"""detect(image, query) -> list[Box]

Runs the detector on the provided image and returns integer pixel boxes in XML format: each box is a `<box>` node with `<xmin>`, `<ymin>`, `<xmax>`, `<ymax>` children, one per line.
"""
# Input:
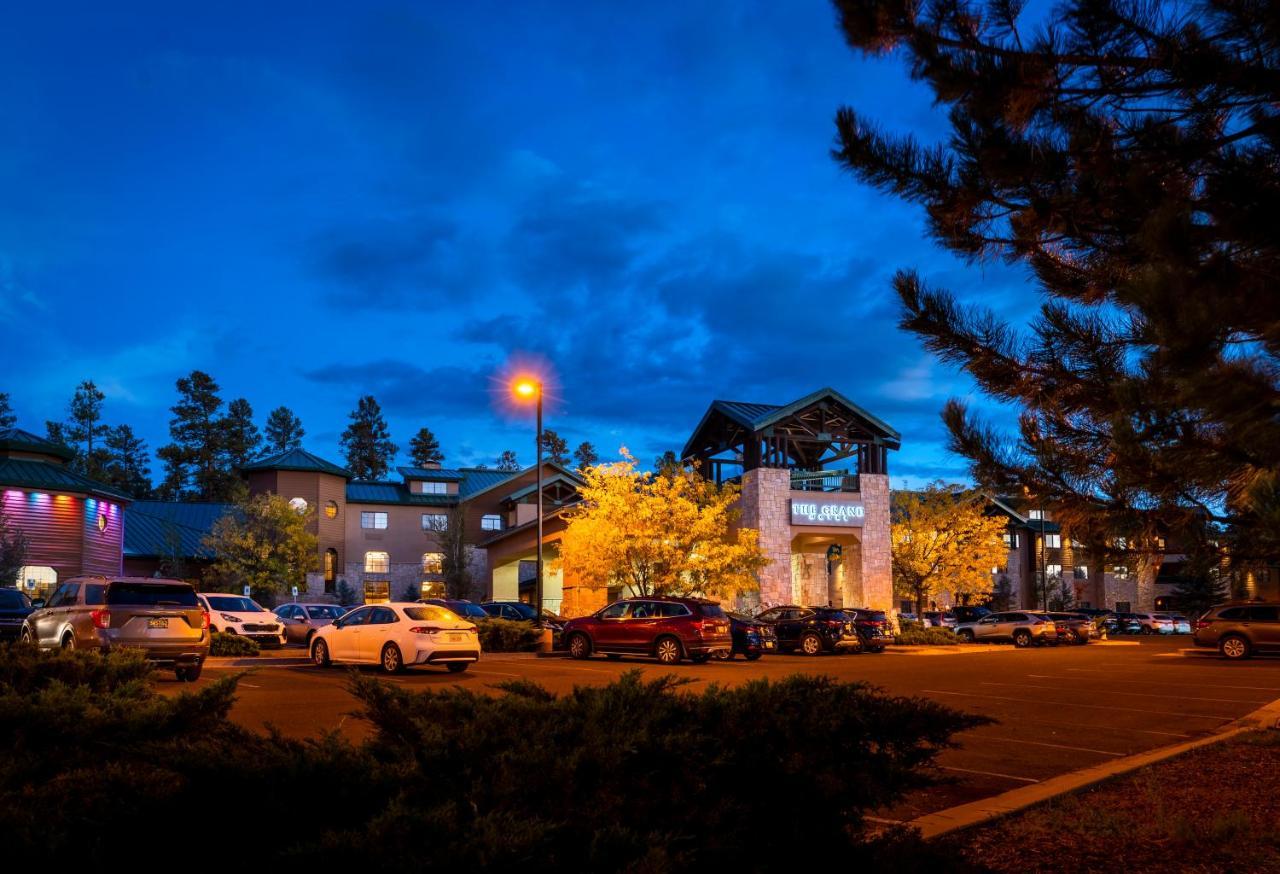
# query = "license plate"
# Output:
<box><xmin>763</xmin><ymin>641</ymin><xmax>776</xmax><ymax>649</ymax></box>
<box><xmin>447</xmin><ymin>632</ymin><xmax>463</xmax><ymax>642</ymax></box>
<box><xmin>147</xmin><ymin>617</ymin><xmax>168</xmax><ymax>629</ymax></box>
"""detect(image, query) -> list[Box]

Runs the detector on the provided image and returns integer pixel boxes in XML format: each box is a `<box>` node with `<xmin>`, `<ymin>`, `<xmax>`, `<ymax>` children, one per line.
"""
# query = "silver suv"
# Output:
<box><xmin>955</xmin><ymin>610</ymin><xmax>1059</xmax><ymax>647</ymax></box>
<box><xmin>1192</xmin><ymin>603</ymin><xmax>1280</xmax><ymax>660</ymax></box>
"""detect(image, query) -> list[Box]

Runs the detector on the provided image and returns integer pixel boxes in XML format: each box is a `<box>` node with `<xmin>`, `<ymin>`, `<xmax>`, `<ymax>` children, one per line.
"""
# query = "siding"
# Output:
<box><xmin>0</xmin><ymin>487</ymin><xmax>126</xmax><ymax>582</ymax></box>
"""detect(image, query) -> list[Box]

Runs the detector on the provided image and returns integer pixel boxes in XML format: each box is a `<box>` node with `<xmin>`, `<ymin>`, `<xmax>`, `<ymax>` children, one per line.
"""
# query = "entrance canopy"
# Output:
<box><xmin>681</xmin><ymin>387</ymin><xmax>900</xmax><ymax>482</ymax></box>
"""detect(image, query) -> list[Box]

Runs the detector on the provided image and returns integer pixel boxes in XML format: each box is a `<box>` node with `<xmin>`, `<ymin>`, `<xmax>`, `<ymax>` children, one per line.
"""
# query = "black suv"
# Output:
<box><xmin>844</xmin><ymin>607</ymin><xmax>892</xmax><ymax>652</ymax></box>
<box><xmin>718</xmin><ymin>611</ymin><xmax>777</xmax><ymax>660</ymax></box>
<box><xmin>755</xmin><ymin>605</ymin><xmax>868</xmax><ymax>655</ymax></box>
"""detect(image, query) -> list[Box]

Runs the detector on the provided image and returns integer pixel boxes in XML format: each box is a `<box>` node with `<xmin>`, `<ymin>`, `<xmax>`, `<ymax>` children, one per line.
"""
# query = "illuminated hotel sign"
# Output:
<box><xmin>790</xmin><ymin>499</ymin><xmax>865</xmax><ymax>526</ymax></box>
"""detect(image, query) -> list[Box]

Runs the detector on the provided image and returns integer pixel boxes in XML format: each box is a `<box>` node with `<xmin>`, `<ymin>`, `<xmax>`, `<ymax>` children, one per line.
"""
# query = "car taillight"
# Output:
<box><xmin>201</xmin><ymin>610</ymin><xmax>210</xmax><ymax>629</ymax></box>
<box><xmin>91</xmin><ymin>609</ymin><xmax>111</xmax><ymax>629</ymax></box>
<box><xmin>1193</xmin><ymin>619</ymin><xmax>1213</xmax><ymax>630</ymax></box>
<box><xmin>409</xmin><ymin>625</ymin><xmax>443</xmax><ymax>634</ymax></box>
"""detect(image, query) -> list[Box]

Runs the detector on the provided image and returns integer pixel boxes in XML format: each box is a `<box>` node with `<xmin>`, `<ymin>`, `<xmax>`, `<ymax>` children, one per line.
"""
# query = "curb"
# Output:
<box><xmin>910</xmin><ymin>694</ymin><xmax>1280</xmax><ymax>839</ymax></box>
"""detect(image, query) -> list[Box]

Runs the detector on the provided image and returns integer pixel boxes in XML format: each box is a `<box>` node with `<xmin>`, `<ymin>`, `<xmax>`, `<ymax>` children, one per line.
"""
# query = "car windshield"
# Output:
<box><xmin>205</xmin><ymin>596</ymin><xmax>261</xmax><ymax>612</ymax></box>
<box><xmin>106</xmin><ymin>583</ymin><xmax>198</xmax><ymax>607</ymax></box>
<box><xmin>0</xmin><ymin>589</ymin><xmax>31</xmax><ymax>609</ymax></box>
<box><xmin>402</xmin><ymin>606</ymin><xmax>457</xmax><ymax>622</ymax></box>
<box><xmin>306</xmin><ymin>605</ymin><xmax>344</xmax><ymax>620</ymax></box>
<box><xmin>858</xmin><ymin>611</ymin><xmax>887</xmax><ymax>621</ymax></box>
<box><xmin>435</xmin><ymin>601</ymin><xmax>487</xmax><ymax>619</ymax></box>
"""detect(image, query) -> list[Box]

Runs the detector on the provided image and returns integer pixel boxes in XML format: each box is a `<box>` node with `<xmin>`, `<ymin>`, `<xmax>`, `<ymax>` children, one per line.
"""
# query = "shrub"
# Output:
<box><xmin>210</xmin><ymin>632</ymin><xmax>260</xmax><ymax>657</ymax></box>
<box><xmin>474</xmin><ymin>617</ymin><xmax>543</xmax><ymax>652</ymax></box>
<box><xmin>895</xmin><ymin>628</ymin><xmax>961</xmax><ymax>646</ymax></box>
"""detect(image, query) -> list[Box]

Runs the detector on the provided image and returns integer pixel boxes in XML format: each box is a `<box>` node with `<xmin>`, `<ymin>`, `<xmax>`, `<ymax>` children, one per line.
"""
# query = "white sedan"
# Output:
<box><xmin>309</xmin><ymin>602</ymin><xmax>480</xmax><ymax>673</ymax></box>
<box><xmin>198</xmin><ymin>593</ymin><xmax>287</xmax><ymax>646</ymax></box>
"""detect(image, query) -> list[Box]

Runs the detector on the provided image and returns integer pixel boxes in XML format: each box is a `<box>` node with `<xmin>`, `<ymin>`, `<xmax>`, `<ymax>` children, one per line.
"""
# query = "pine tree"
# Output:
<box><xmin>157</xmin><ymin>370</ymin><xmax>236</xmax><ymax>501</ymax></box>
<box><xmin>653</xmin><ymin>450</ymin><xmax>681</xmax><ymax>477</ymax></box>
<box><xmin>263</xmin><ymin>406</ymin><xmax>305</xmax><ymax>453</ymax></box>
<box><xmin>0</xmin><ymin>392</ymin><xmax>16</xmax><ymax>428</ymax></box>
<box><xmin>222</xmin><ymin>398</ymin><xmax>261</xmax><ymax>471</ymax></box>
<box><xmin>65</xmin><ymin>380</ymin><xmax>110</xmax><ymax>479</ymax></box>
<box><xmin>409</xmin><ymin>427</ymin><xmax>444</xmax><ymax>467</ymax></box>
<box><xmin>102</xmin><ymin>424</ymin><xmax>152</xmax><ymax>498</ymax></box>
<box><xmin>831</xmin><ymin>0</ymin><xmax>1280</xmax><ymax>562</ymax></box>
<box><xmin>44</xmin><ymin>421</ymin><xmax>74</xmax><ymax>455</ymax></box>
<box><xmin>496</xmin><ymin>450</ymin><xmax>520</xmax><ymax>472</ymax></box>
<box><xmin>572</xmin><ymin>441</ymin><xmax>598</xmax><ymax>471</ymax></box>
<box><xmin>540</xmin><ymin>429</ymin><xmax>569</xmax><ymax>466</ymax></box>
<box><xmin>340</xmin><ymin>395</ymin><xmax>397</xmax><ymax>481</ymax></box>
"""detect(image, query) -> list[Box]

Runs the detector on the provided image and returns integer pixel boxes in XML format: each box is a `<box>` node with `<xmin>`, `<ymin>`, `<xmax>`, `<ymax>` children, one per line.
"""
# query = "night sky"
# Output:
<box><xmin>0</xmin><ymin>1</ymin><xmax>1034</xmax><ymax>486</ymax></box>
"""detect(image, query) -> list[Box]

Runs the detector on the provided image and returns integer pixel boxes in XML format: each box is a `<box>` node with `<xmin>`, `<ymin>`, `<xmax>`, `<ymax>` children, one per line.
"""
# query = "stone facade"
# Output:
<box><xmin>738</xmin><ymin>467</ymin><xmax>794</xmax><ymax>607</ymax></box>
<box><xmin>857</xmin><ymin>473</ymin><xmax>893</xmax><ymax>614</ymax></box>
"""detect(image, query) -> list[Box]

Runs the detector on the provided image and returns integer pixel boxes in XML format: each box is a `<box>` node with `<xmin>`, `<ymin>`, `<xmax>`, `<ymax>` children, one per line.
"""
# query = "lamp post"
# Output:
<box><xmin>513</xmin><ymin>378</ymin><xmax>544</xmax><ymax>619</ymax></box>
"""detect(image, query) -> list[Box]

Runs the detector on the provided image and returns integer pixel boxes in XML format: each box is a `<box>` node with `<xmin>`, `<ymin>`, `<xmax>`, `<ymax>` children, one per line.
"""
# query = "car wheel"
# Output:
<box><xmin>744</xmin><ymin>652</ymin><xmax>762</xmax><ymax>661</ymax></box>
<box><xmin>958</xmin><ymin>629</ymin><xmax>975</xmax><ymax>643</ymax></box>
<box><xmin>800</xmin><ymin>632</ymin><xmax>823</xmax><ymax>656</ymax></box>
<box><xmin>446</xmin><ymin>662</ymin><xmax>468</xmax><ymax>673</ymax></box>
<box><xmin>848</xmin><ymin>635</ymin><xmax>865</xmax><ymax>655</ymax></box>
<box><xmin>691</xmin><ymin>653</ymin><xmax>711</xmax><ymax>664</ymax></box>
<box><xmin>654</xmin><ymin>636</ymin><xmax>683</xmax><ymax>665</ymax></box>
<box><xmin>1220</xmin><ymin>635</ymin><xmax>1250</xmax><ymax>661</ymax></box>
<box><xmin>380</xmin><ymin>642</ymin><xmax>404</xmax><ymax>674</ymax></box>
<box><xmin>20</xmin><ymin>626</ymin><xmax>34</xmax><ymax>646</ymax></box>
<box><xmin>715</xmin><ymin>648</ymin><xmax>733</xmax><ymax>661</ymax></box>
<box><xmin>61</xmin><ymin>632</ymin><xmax>75</xmax><ymax>651</ymax></box>
<box><xmin>568</xmin><ymin>632</ymin><xmax>592</xmax><ymax>660</ymax></box>
<box><xmin>1013</xmin><ymin>629</ymin><xmax>1032</xmax><ymax>648</ymax></box>
<box><xmin>209</xmin><ymin>626</ymin><xmax>219</xmax><ymax>634</ymax></box>
<box><xmin>311</xmin><ymin>638</ymin><xmax>331</xmax><ymax>667</ymax></box>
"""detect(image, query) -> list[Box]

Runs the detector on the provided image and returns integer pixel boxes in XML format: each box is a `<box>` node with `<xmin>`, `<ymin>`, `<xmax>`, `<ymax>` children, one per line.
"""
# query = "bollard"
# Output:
<box><xmin>538</xmin><ymin>627</ymin><xmax>554</xmax><ymax>653</ymax></box>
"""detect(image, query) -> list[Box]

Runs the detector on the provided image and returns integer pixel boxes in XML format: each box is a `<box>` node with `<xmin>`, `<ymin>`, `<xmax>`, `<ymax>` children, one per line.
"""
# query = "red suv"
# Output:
<box><xmin>563</xmin><ymin>597</ymin><xmax>732</xmax><ymax>664</ymax></box>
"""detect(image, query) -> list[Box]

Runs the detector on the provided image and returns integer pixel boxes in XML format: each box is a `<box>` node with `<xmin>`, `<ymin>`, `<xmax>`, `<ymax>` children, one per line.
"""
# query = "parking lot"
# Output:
<box><xmin>168</xmin><ymin>635</ymin><xmax>1280</xmax><ymax>821</ymax></box>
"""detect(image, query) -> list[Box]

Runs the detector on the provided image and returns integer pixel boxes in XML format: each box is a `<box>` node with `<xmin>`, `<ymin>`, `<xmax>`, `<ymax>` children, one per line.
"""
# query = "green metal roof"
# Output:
<box><xmin>457</xmin><ymin>467</ymin><xmax>520</xmax><ymax>498</ymax></box>
<box><xmin>345</xmin><ymin>482</ymin><xmax>457</xmax><ymax>506</ymax></box>
<box><xmin>396</xmin><ymin>466</ymin><xmax>465</xmax><ymax>482</ymax></box>
<box><xmin>0</xmin><ymin>457</ymin><xmax>131</xmax><ymax>501</ymax></box>
<box><xmin>241</xmin><ymin>447</ymin><xmax>352</xmax><ymax>478</ymax></box>
<box><xmin>123</xmin><ymin>501</ymin><xmax>233</xmax><ymax>559</ymax></box>
<box><xmin>0</xmin><ymin>427</ymin><xmax>75</xmax><ymax>461</ymax></box>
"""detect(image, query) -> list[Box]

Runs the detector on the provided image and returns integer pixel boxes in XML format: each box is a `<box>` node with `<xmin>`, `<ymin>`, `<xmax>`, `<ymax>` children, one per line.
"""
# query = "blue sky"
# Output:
<box><xmin>0</xmin><ymin>1</ymin><xmax>1034</xmax><ymax>485</ymax></box>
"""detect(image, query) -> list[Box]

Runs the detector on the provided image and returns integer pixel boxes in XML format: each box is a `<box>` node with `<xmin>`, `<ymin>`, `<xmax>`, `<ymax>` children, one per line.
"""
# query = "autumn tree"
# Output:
<box><xmin>0</xmin><ymin>509</ymin><xmax>28</xmax><ymax>587</ymax></box>
<box><xmin>831</xmin><ymin>0</ymin><xmax>1280</xmax><ymax>564</ymax></box>
<box><xmin>496</xmin><ymin>450</ymin><xmax>520</xmax><ymax>472</ymax></box>
<box><xmin>264</xmin><ymin>406</ymin><xmax>305</xmax><ymax>453</ymax></box>
<box><xmin>558</xmin><ymin>451</ymin><xmax>765</xmax><ymax>601</ymax></box>
<box><xmin>340</xmin><ymin>395</ymin><xmax>397</xmax><ymax>481</ymax></box>
<box><xmin>891</xmin><ymin>485</ymin><xmax>1009</xmax><ymax>613</ymax></box>
<box><xmin>0</xmin><ymin>392</ymin><xmax>15</xmax><ymax>428</ymax></box>
<box><xmin>409</xmin><ymin>427</ymin><xmax>444</xmax><ymax>467</ymax></box>
<box><xmin>203</xmin><ymin>493</ymin><xmax>317</xmax><ymax>601</ymax></box>
<box><xmin>540</xmin><ymin>429</ymin><xmax>569</xmax><ymax>466</ymax></box>
<box><xmin>572</xmin><ymin>441</ymin><xmax>598</xmax><ymax>471</ymax></box>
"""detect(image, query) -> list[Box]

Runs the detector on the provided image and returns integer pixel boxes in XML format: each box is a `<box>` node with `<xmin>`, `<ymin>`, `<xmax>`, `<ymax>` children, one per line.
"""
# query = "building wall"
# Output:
<box><xmin>344</xmin><ymin>503</ymin><xmax>447</xmax><ymax>573</ymax></box>
<box><xmin>247</xmin><ymin>470</ymin><xmax>348</xmax><ymax>579</ymax></box>
<box><xmin>738</xmin><ymin>468</ymin><xmax>793</xmax><ymax>607</ymax></box>
<box><xmin>1</xmin><ymin>488</ymin><xmax>124</xmax><ymax>589</ymax></box>
<box><xmin>857</xmin><ymin>473</ymin><xmax>893</xmax><ymax>614</ymax></box>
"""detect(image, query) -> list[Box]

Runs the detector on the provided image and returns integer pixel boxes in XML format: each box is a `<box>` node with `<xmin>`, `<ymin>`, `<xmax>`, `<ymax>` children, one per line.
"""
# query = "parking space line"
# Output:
<box><xmin>1009</xmin><ymin>717</ymin><xmax>1191</xmax><ymax>739</ymax></box>
<box><xmin>972</xmin><ymin>735</ymin><xmax>1126</xmax><ymax>757</ymax></box>
<box><xmin>939</xmin><ymin>765</ymin><xmax>1039</xmax><ymax>784</ymax></box>
<box><xmin>467</xmin><ymin>668</ymin><xmax>521</xmax><ymax>678</ymax></box>
<box><xmin>921</xmin><ymin>689</ymin><xmax>1233</xmax><ymax>720</ymax></box>
<box><xmin>1027</xmin><ymin>673</ymin><xmax>1280</xmax><ymax>693</ymax></box>
<box><xmin>980</xmin><ymin>681</ymin><xmax>1270</xmax><ymax>705</ymax></box>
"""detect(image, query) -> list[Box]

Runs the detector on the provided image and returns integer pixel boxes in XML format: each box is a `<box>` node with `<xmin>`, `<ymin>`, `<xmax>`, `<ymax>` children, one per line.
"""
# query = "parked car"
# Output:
<box><xmin>1131</xmin><ymin>612</ymin><xmax>1175</xmax><ymax>634</ymax></box>
<box><xmin>920</xmin><ymin>610</ymin><xmax>958</xmax><ymax>629</ymax></box>
<box><xmin>1104</xmin><ymin>612</ymin><xmax>1142</xmax><ymax>635</ymax></box>
<box><xmin>562</xmin><ymin>597</ymin><xmax>731</xmax><ymax>664</ymax></box>
<box><xmin>274</xmin><ymin>602</ymin><xmax>347</xmax><ymax>645</ymax></box>
<box><xmin>310</xmin><ymin>602</ymin><xmax>480</xmax><ymax>673</ymax></box>
<box><xmin>845</xmin><ymin>607</ymin><xmax>894</xmax><ymax>652</ymax></box>
<box><xmin>0</xmin><ymin>587</ymin><xmax>35</xmax><ymax>641</ymax></box>
<box><xmin>954</xmin><ymin>611</ymin><xmax>1058</xmax><ymax>647</ymax></box>
<box><xmin>948</xmin><ymin>605</ymin><xmax>992</xmax><ymax>624</ymax></box>
<box><xmin>198</xmin><ymin>593</ymin><xmax>285</xmax><ymax>646</ymax></box>
<box><xmin>479</xmin><ymin>600</ymin><xmax>564</xmax><ymax>631</ymax></box>
<box><xmin>1155</xmin><ymin>612</ymin><xmax>1192</xmax><ymax>634</ymax></box>
<box><xmin>21</xmin><ymin>576</ymin><xmax>209</xmax><ymax>681</ymax></box>
<box><xmin>1042</xmin><ymin>611</ymin><xmax>1094</xmax><ymax>644</ymax></box>
<box><xmin>754</xmin><ymin>605</ymin><xmax>868</xmax><ymax>655</ymax></box>
<box><xmin>716</xmin><ymin>611</ymin><xmax>777</xmax><ymax>660</ymax></box>
<box><xmin>421</xmin><ymin>598</ymin><xmax>491</xmax><ymax>622</ymax></box>
<box><xmin>1192</xmin><ymin>602</ymin><xmax>1280</xmax><ymax>660</ymax></box>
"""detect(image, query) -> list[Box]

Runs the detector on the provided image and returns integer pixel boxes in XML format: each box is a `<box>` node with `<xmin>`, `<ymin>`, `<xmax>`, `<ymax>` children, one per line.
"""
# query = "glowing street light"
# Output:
<box><xmin>511</xmin><ymin>376</ymin><xmax>545</xmax><ymax>620</ymax></box>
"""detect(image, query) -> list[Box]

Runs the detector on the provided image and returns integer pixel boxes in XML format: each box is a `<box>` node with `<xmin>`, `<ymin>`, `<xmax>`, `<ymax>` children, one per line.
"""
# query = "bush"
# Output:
<box><xmin>0</xmin><ymin>644</ymin><xmax>987</xmax><ymax>868</ymax></box>
<box><xmin>210</xmin><ymin>632</ymin><xmax>260</xmax><ymax>657</ymax></box>
<box><xmin>474</xmin><ymin>617</ymin><xmax>544</xmax><ymax>652</ymax></box>
<box><xmin>894</xmin><ymin>628</ymin><xmax>962</xmax><ymax>646</ymax></box>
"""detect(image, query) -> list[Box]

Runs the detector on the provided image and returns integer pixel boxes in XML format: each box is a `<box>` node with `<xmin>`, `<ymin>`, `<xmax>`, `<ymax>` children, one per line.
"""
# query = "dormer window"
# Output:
<box><xmin>417</xmin><ymin>481</ymin><xmax>447</xmax><ymax>495</ymax></box>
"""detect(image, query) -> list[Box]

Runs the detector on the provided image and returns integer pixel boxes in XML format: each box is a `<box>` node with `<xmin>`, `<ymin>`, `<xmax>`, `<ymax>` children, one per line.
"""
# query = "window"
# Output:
<box><xmin>599</xmin><ymin>602</ymin><xmax>628</xmax><ymax>619</ymax></box>
<box><xmin>361</xmin><ymin>512</ymin><xmax>388</xmax><ymax>530</ymax></box>
<box><xmin>1002</xmin><ymin>531</ymin><xmax>1019</xmax><ymax>548</ymax></box>
<box><xmin>18</xmin><ymin>565</ymin><xmax>57</xmax><ymax>596</ymax></box>
<box><xmin>369</xmin><ymin>607</ymin><xmax>398</xmax><ymax>625</ymax></box>
<box><xmin>1044</xmin><ymin>534</ymin><xmax>1061</xmax><ymax>549</ymax></box>
<box><xmin>1114</xmin><ymin>537</ymin><xmax>1128</xmax><ymax>549</ymax></box>
<box><xmin>658</xmin><ymin>602</ymin><xmax>692</xmax><ymax>617</ymax></box>
<box><xmin>342</xmin><ymin>607</ymin><xmax>373</xmax><ymax>626</ymax></box>
<box><xmin>324</xmin><ymin>548</ymin><xmax>338</xmax><ymax>592</ymax></box>
<box><xmin>288</xmin><ymin>497</ymin><xmax>308</xmax><ymax>513</ymax></box>
<box><xmin>422</xmin><ymin>513</ymin><xmax>448</xmax><ymax>531</ymax></box>
<box><xmin>1156</xmin><ymin>536</ymin><xmax>1167</xmax><ymax>550</ymax></box>
<box><xmin>324</xmin><ymin>501</ymin><xmax>339</xmax><ymax>520</ymax></box>
<box><xmin>1028</xmin><ymin>509</ymin><xmax>1044</xmax><ymax>520</ymax></box>
<box><xmin>1045</xmin><ymin>564</ymin><xmax>1063</xmax><ymax>580</ymax></box>
<box><xmin>418</xmin><ymin>481</ymin><xmax>447</xmax><ymax>495</ymax></box>
<box><xmin>1111</xmin><ymin>565</ymin><xmax>1130</xmax><ymax>579</ymax></box>
<box><xmin>481</xmin><ymin>514</ymin><xmax>502</xmax><ymax>531</ymax></box>
<box><xmin>1244</xmin><ymin>607</ymin><xmax>1280</xmax><ymax>622</ymax></box>
<box><xmin>422</xmin><ymin>552</ymin><xmax>444</xmax><ymax>575</ymax></box>
<box><xmin>363</xmin><ymin>580</ymin><xmax>390</xmax><ymax>603</ymax></box>
<box><xmin>1074</xmin><ymin>565</ymin><xmax>1089</xmax><ymax>579</ymax></box>
<box><xmin>419</xmin><ymin>580</ymin><xmax>445</xmax><ymax>599</ymax></box>
<box><xmin>364</xmin><ymin>551</ymin><xmax>390</xmax><ymax>573</ymax></box>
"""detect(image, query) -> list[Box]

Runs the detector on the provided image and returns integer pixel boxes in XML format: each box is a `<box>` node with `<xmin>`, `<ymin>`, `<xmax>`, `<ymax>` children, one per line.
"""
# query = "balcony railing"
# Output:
<box><xmin>790</xmin><ymin>470</ymin><xmax>860</xmax><ymax>493</ymax></box>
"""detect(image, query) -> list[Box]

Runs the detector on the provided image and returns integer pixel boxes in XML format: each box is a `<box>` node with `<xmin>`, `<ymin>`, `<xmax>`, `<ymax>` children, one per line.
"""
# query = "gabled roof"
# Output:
<box><xmin>396</xmin><ymin>466</ymin><xmax>465</xmax><ymax>482</ymax></box>
<box><xmin>681</xmin><ymin>387</ymin><xmax>901</xmax><ymax>459</ymax></box>
<box><xmin>502</xmin><ymin>474</ymin><xmax>582</xmax><ymax>504</ymax></box>
<box><xmin>0</xmin><ymin>427</ymin><xmax>74</xmax><ymax>461</ymax></box>
<box><xmin>0</xmin><ymin>457</ymin><xmax>132</xmax><ymax>501</ymax></box>
<box><xmin>458</xmin><ymin>468</ymin><xmax>519</xmax><ymax>498</ymax></box>
<box><xmin>123</xmin><ymin>501</ymin><xmax>233</xmax><ymax>559</ymax></box>
<box><xmin>241</xmin><ymin>448</ymin><xmax>351</xmax><ymax>479</ymax></box>
<box><xmin>459</xmin><ymin>462</ymin><xmax>583</xmax><ymax>503</ymax></box>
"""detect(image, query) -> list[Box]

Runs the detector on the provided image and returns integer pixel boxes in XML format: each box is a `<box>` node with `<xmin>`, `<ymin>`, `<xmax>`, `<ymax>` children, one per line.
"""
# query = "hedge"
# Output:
<box><xmin>210</xmin><ymin>631</ymin><xmax>261</xmax><ymax>657</ymax></box>
<box><xmin>474</xmin><ymin>617</ymin><xmax>545</xmax><ymax>652</ymax></box>
<box><xmin>894</xmin><ymin>628</ymin><xmax>962</xmax><ymax>646</ymax></box>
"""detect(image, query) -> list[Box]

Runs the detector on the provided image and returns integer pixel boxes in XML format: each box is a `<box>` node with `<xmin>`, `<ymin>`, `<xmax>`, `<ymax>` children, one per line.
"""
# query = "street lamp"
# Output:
<box><xmin>512</xmin><ymin>377</ymin><xmax>544</xmax><ymax>620</ymax></box>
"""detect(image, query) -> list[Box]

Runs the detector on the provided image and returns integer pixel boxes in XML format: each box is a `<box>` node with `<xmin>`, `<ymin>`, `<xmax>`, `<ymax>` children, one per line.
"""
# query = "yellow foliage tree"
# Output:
<box><xmin>891</xmin><ymin>484</ymin><xmax>1009</xmax><ymax>612</ymax></box>
<box><xmin>557</xmin><ymin>450</ymin><xmax>765</xmax><ymax>601</ymax></box>
<box><xmin>203</xmin><ymin>492</ymin><xmax>318</xmax><ymax>601</ymax></box>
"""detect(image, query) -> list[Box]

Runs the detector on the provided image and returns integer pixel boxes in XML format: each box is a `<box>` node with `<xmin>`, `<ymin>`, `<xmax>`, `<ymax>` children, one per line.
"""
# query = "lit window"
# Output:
<box><xmin>324</xmin><ymin>501</ymin><xmax>339</xmax><ymax>520</ymax></box>
<box><xmin>1028</xmin><ymin>509</ymin><xmax>1044</xmax><ymax>520</ymax></box>
<box><xmin>364</xmin><ymin>551</ymin><xmax>390</xmax><ymax>573</ymax></box>
<box><xmin>1002</xmin><ymin>532</ymin><xmax>1019</xmax><ymax>549</ymax></box>
<box><xmin>421</xmin><ymin>513</ymin><xmax>448</xmax><ymax>531</ymax></box>
<box><xmin>1074</xmin><ymin>566</ymin><xmax>1089</xmax><ymax>579</ymax></box>
<box><xmin>361</xmin><ymin>512</ymin><xmax>388</xmax><ymax>530</ymax></box>
<box><xmin>1111</xmin><ymin>565</ymin><xmax>1129</xmax><ymax>579</ymax></box>
<box><xmin>1044</xmin><ymin>534</ymin><xmax>1061</xmax><ymax>549</ymax></box>
<box><xmin>422</xmin><ymin>552</ymin><xmax>443</xmax><ymax>574</ymax></box>
<box><xmin>481</xmin><ymin>514</ymin><xmax>502</xmax><ymax>531</ymax></box>
<box><xmin>419</xmin><ymin>481</ymin><xmax>447</xmax><ymax>495</ymax></box>
<box><xmin>1156</xmin><ymin>537</ymin><xmax>1167</xmax><ymax>550</ymax></box>
<box><xmin>1045</xmin><ymin>564</ymin><xmax>1063</xmax><ymax>580</ymax></box>
<box><xmin>991</xmin><ymin>566</ymin><xmax>1001</xmax><ymax>575</ymax></box>
<box><xmin>288</xmin><ymin>497</ymin><xmax>308</xmax><ymax>513</ymax></box>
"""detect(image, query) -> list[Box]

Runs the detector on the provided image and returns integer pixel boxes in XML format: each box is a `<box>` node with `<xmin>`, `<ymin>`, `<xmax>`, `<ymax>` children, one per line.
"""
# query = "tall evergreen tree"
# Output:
<box><xmin>573</xmin><ymin>441</ymin><xmax>598</xmax><ymax>471</ymax></box>
<box><xmin>831</xmin><ymin>0</ymin><xmax>1280</xmax><ymax>562</ymax></box>
<box><xmin>44</xmin><ymin>421</ymin><xmax>74</xmax><ymax>454</ymax></box>
<box><xmin>496</xmin><ymin>450</ymin><xmax>520</xmax><ymax>471</ymax></box>
<box><xmin>340</xmin><ymin>395</ymin><xmax>397</xmax><ymax>481</ymax></box>
<box><xmin>0</xmin><ymin>392</ymin><xmax>16</xmax><ymax>428</ymax></box>
<box><xmin>540</xmin><ymin>429</ymin><xmax>569</xmax><ymax>466</ymax></box>
<box><xmin>409</xmin><ymin>427</ymin><xmax>445</xmax><ymax>467</ymax></box>
<box><xmin>157</xmin><ymin>370</ymin><xmax>236</xmax><ymax>501</ymax></box>
<box><xmin>263</xmin><ymin>406</ymin><xmax>305</xmax><ymax>454</ymax></box>
<box><xmin>222</xmin><ymin>398</ymin><xmax>261</xmax><ymax>471</ymax></box>
<box><xmin>102</xmin><ymin>424</ymin><xmax>152</xmax><ymax>498</ymax></box>
<box><xmin>66</xmin><ymin>380</ymin><xmax>110</xmax><ymax>479</ymax></box>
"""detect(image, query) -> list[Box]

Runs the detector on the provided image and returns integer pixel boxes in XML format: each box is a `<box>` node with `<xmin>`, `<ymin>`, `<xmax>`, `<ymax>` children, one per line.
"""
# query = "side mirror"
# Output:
<box><xmin>30</xmin><ymin>599</ymin><xmax>44</xmax><ymax>610</ymax></box>
<box><xmin>331</xmin><ymin>619</ymin><xmax>343</xmax><ymax>629</ymax></box>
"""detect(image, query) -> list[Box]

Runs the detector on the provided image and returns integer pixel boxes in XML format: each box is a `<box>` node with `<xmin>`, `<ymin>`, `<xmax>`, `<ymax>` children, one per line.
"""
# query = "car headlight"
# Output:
<box><xmin>220</xmin><ymin>614</ymin><xmax>242</xmax><ymax>623</ymax></box>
